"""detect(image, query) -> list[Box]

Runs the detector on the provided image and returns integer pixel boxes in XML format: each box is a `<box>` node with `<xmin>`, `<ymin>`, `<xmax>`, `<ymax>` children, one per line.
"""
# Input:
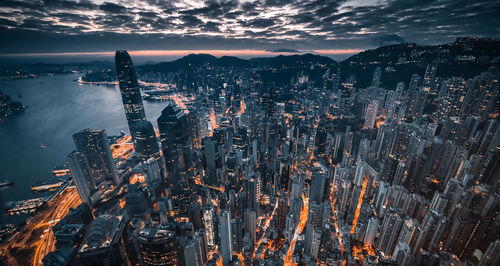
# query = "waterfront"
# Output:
<box><xmin>0</xmin><ymin>74</ymin><xmax>168</xmax><ymax>224</ymax></box>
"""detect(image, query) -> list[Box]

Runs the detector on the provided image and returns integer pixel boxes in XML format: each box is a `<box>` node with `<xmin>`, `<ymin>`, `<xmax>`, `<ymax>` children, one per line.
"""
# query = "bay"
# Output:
<box><xmin>0</xmin><ymin>74</ymin><xmax>167</xmax><ymax>224</ymax></box>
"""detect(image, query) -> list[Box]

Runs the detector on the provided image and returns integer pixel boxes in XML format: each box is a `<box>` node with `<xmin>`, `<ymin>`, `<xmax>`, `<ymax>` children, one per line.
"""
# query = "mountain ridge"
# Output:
<box><xmin>137</xmin><ymin>53</ymin><xmax>337</xmax><ymax>74</ymax></box>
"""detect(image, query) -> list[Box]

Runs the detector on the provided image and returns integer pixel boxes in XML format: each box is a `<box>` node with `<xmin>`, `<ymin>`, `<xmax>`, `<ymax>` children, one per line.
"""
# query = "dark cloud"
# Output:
<box><xmin>180</xmin><ymin>15</ymin><xmax>204</xmax><ymax>26</ymax></box>
<box><xmin>202</xmin><ymin>21</ymin><xmax>221</xmax><ymax>32</ymax></box>
<box><xmin>0</xmin><ymin>0</ymin><xmax>498</xmax><ymax>53</ymax></box>
<box><xmin>99</xmin><ymin>3</ymin><xmax>127</xmax><ymax>14</ymax></box>
<box><xmin>372</xmin><ymin>34</ymin><xmax>405</xmax><ymax>46</ymax></box>
<box><xmin>242</xmin><ymin>18</ymin><xmax>275</xmax><ymax>28</ymax></box>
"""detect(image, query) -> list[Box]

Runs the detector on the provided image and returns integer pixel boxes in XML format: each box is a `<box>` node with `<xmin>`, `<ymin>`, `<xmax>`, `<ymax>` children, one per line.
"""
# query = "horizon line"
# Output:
<box><xmin>0</xmin><ymin>49</ymin><xmax>364</xmax><ymax>57</ymax></box>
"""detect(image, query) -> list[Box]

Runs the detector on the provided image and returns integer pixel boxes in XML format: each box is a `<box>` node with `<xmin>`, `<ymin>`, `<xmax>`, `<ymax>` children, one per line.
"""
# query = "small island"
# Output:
<box><xmin>0</xmin><ymin>91</ymin><xmax>27</xmax><ymax>122</ymax></box>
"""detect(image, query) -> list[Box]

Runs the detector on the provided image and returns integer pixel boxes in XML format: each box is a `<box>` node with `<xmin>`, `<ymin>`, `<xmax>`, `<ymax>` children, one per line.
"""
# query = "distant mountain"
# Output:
<box><xmin>250</xmin><ymin>53</ymin><xmax>336</xmax><ymax>66</ymax></box>
<box><xmin>137</xmin><ymin>53</ymin><xmax>336</xmax><ymax>74</ymax></box>
<box><xmin>0</xmin><ymin>61</ymin><xmax>113</xmax><ymax>79</ymax></box>
<box><xmin>339</xmin><ymin>38</ymin><xmax>500</xmax><ymax>89</ymax></box>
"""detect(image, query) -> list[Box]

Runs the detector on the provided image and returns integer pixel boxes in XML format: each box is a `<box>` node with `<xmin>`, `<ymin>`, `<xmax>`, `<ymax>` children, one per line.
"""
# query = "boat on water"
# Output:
<box><xmin>52</xmin><ymin>165</ymin><xmax>71</xmax><ymax>177</ymax></box>
<box><xmin>0</xmin><ymin>224</ymin><xmax>16</xmax><ymax>241</ymax></box>
<box><xmin>0</xmin><ymin>179</ymin><xmax>14</xmax><ymax>187</ymax></box>
<box><xmin>31</xmin><ymin>179</ymin><xmax>66</xmax><ymax>192</ymax></box>
<box><xmin>41</xmin><ymin>144</ymin><xmax>47</xmax><ymax>149</ymax></box>
<box><xmin>5</xmin><ymin>198</ymin><xmax>46</xmax><ymax>215</ymax></box>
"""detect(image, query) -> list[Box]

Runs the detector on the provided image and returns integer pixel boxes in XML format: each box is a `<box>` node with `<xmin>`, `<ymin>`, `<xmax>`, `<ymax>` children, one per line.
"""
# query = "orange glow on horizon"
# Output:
<box><xmin>1</xmin><ymin>49</ymin><xmax>364</xmax><ymax>57</ymax></box>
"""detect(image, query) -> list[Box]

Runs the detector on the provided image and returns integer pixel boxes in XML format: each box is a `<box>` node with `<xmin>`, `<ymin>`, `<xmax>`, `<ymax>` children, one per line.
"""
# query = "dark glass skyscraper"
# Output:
<box><xmin>115</xmin><ymin>50</ymin><xmax>146</xmax><ymax>138</ymax></box>
<box><xmin>133</xmin><ymin>120</ymin><xmax>160</xmax><ymax>159</ymax></box>
<box><xmin>133</xmin><ymin>229</ymin><xmax>181</xmax><ymax>265</ymax></box>
<box><xmin>67</xmin><ymin>150</ymin><xmax>95</xmax><ymax>206</ymax></box>
<box><xmin>157</xmin><ymin>103</ymin><xmax>191</xmax><ymax>183</ymax></box>
<box><xmin>72</xmin><ymin>128</ymin><xmax>119</xmax><ymax>185</ymax></box>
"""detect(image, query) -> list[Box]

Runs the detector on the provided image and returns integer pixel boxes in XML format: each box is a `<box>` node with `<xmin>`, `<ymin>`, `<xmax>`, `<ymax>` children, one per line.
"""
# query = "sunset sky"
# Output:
<box><xmin>0</xmin><ymin>0</ymin><xmax>499</xmax><ymax>56</ymax></box>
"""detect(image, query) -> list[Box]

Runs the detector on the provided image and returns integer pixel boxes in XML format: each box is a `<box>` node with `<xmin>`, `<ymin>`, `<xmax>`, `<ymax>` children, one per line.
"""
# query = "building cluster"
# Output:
<box><xmin>42</xmin><ymin>49</ymin><xmax>499</xmax><ymax>266</ymax></box>
<box><xmin>0</xmin><ymin>91</ymin><xmax>26</xmax><ymax>122</ymax></box>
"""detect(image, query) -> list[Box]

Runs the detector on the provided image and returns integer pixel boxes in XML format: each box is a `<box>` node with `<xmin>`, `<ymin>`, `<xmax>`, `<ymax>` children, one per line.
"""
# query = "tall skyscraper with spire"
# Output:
<box><xmin>115</xmin><ymin>50</ymin><xmax>146</xmax><ymax>139</ymax></box>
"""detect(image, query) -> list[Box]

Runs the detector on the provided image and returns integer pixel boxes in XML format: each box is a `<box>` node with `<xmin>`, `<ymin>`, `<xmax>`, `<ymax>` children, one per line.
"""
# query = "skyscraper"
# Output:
<box><xmin>202</xmin><ymin>137</ymin><xmax>220</xmax><ymax>185</ymax></box>
<box><xmin>133</xmin><ymin>120</ymin><xmax>160</xmax><ymax>159</ymax></box>
<box><xmin>134</xmin><ymin>229</ymin><xmax>181</xmax><ymax>266</ymax></box>
<box><xmin>202</xmin><ymin>204</ymin><xmax>218</xmax><ymax>248</ymax></box>
<box><xmin>364</xmin><ymin>101</ymin><xmax>379</xmax><ymax>129</ymax></box>
<box><xmin>157</xmin><ymin>103</ymin><xmax>191</xmax><ymax>183</ymax></box>
<box><xmin>184</xmin><ymin>235</ymin><xmax>204</xmax><ymax>266</ymax></box>
<box><xmin>377</xmin><ymin>209</ymin><xmax>404</xmax><ymax>256</ymax></box>
<box><xmin>219</xmin><ymin>209</ymin><xmax>232</xmax><ymax>265</ymax></box>
<box><xmin>67</xmin><ymin>151</ymin><xmax>95</xmax><ymax>206</ymax></box>
<box><xmin>244</xmin><ymin>209</ymin><xmax>257</xmax><ymax>245</ymax></box>
<box><xmin>364</xmin><ymin>216</ymin><xmax>379</xmax><ymax>246</ymax></box>
<box><xmin>115</xmin><ymin>50</ymin><xmax>146</xmax><ymax>139</ymax></box>
<box><xmin>310</xmin><ymin>173</ymin><xmax>326</xmax><ymax>203</ymax></box>
<box><xmin>77</xmin><ymin>212</ymin><xmax>129</xmax><ymax>265</ymax></box>
<box><xmin>72</xmin><ymin>128</ymin><xmax>119</xmax><ymax>185</ymax></box>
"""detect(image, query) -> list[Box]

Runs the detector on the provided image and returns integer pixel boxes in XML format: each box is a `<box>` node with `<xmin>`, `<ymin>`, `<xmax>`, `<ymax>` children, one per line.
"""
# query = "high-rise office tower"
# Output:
<box><xmin>202</xmin><ymin>137</ymin><xmax>220</xmax><ymax>186</ymax></box>
<box><xmin>72</xmin><ymin>129</ymin><xmax>119</xmax><ymax>185</ymax></box>
<box><xmin>184</xmin><ymin>235</ymin><xmax>204</xmax><ymax>266</ymax></box>
<box><xmin>310</xmin><ymin>173</ymin><xmax>326</xmax><ymax>203</ymax></box>
<box><xmin>157</xmin><ymin>103</ymin><xmax>190</xmax><ymax>183</ymax></box>
<box><xmin>134</xmin><ymin>229</ymin><xmax>181</xmax><ymax>266</ymax></box>
<box><xmin>202</xmin><ymin>204</ymin><xmax>218</xmax><ymax>248</ymax></box>
<box><xmin>67</xmin><ymin>151</ymin><xmax>95</xmax><ymax>206</ymax></box>
<box><xmin>133</xmin><ymin>120</ymin><xmax>160</xmax><ymax>159</ymax></box>
<box><xmin>304</xmin><ymin>224</ymin><xmax>321</xmax><ymax>259</ymax></box>
<box><xmin>244</xmin><ymin>173</ymin><xmax>260</xmax><ymax>211</ymax></box>
<box><xmin>115</xmin><ymin>50</ymin><xmax>146</xmax><ymax>139</ymax></box>
<box><xmin>231</xmin><ymin>217</ymin><xmax>243</xmax><ymax>252</ymax></box>
<box><xmin>219</xmin><ymin>209</ymin><xmax>232</xmax><ymax>265</ymax></box>
<box><xmin>77</xmin><ymin>212</ymin><xmax>129</xmax><ymax>265</ymax></box>
<box><xmin>142</xmin><ymin>157</ymin><xmax>162</xmax><ymax>187</ymax></box>
<box><xmin>244</xmin><ymin>209</ymin><xmax>257</xmax><ymax>245</ymax></box>
<box><xmin>226</xmin><ymin>151</ymin><xmax>241</xmax><ymax>187</ymax></box>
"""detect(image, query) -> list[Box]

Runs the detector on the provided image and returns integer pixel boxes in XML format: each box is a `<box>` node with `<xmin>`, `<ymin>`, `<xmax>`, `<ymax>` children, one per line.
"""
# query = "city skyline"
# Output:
<box><xmin>1</xmin><ymin>1</ymin><xmax>500</xmax><ymax>266</ymax></box>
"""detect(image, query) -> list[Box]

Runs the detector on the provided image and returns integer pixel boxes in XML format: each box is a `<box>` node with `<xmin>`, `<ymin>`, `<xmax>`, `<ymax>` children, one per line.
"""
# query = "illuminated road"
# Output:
<box><xmin>32</xmin><ymin>188</ymin><xmax>81</xmax><ymax>265</ymax></box>
<box><xmin>194</xmin><ymin>174</ymin><xmax>225</xmax><ymax>193</ymax></box>
<box><xmin>285</xmin><ymin>193</ymin><xmax>309</xmax><ymax>264</ymax></box>
<box><xmin>350</xmin><ymin>177</ymin><xmax>368</xmax><ymax>234</ymax></box>
<box><xmin>234</xmin><ymin>252</ymin><xmax>245</xmax><ymax>266</ymax></box>
<box><xmin>0</xmin><ymin>187</ymin><xmax>81</xmax><ymax>266</ymax></box>
<box><xmin>329</xmin><ymin>181</ymin><xmax>345</xmax><ymax>264</ymax></box>
<box><xmin>111</xmin><ymin>134</ymin><xmax>134</xmax><ymax>159</ymax></box>
<box><xmin>252</xmin><ymin>196</ymin><xmax>279</xmax><ymax>259</ymax></box>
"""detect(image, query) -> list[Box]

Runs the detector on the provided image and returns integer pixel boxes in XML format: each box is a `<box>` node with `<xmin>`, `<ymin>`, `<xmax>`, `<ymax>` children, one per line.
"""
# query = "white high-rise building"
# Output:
<box><xmin>364</xmin><ymin>101</ymin><xmax>379</xmax><ymax>129</ymax></box>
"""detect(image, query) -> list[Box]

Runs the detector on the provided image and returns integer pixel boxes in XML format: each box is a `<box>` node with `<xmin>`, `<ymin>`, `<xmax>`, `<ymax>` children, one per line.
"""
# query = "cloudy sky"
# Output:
<box><xmin>0</xmin><ymin>0</ymin><xmax>499</xmax><ymax>56</ymax></box>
